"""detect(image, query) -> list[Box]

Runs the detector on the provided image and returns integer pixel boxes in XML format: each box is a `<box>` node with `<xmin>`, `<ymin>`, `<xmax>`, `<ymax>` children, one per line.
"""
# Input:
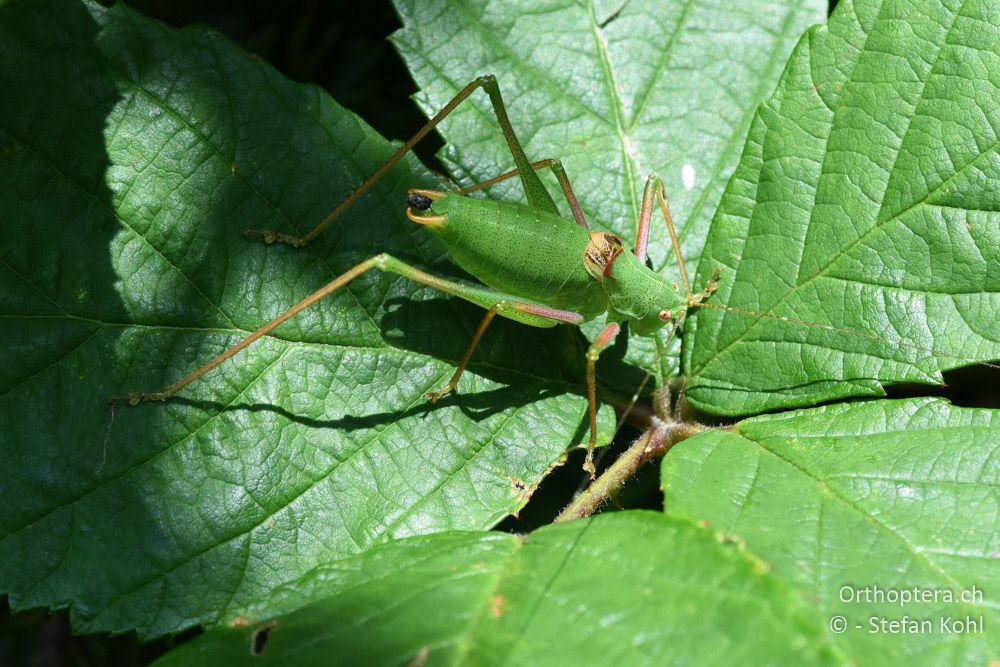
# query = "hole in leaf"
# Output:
<box><xmin>250</xmin><ymin>622</ymin><xmax>276</xmax><ymax>656</ymax></box>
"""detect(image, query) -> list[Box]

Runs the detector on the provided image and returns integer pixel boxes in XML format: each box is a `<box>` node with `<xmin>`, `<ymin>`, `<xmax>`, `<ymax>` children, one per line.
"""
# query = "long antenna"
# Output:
<box><xmin>650</xmin><ymin>184</ymin><xmax>1000</xmax><ymax>374</ymax></box>
<box><xmin>690</xmin><ymin>300</ymin><xmax>1000</xmax><ymax>372</ymax></box>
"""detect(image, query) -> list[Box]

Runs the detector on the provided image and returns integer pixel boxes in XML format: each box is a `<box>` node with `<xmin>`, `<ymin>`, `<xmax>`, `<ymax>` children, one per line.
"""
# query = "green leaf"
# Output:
<box><xmin>391</xmin><ymin>0</ymin><xmax>826</xmax><ymax>378</ymax></box>
<box><xmin>0</xmin><ymin>0</ymin><xmax>613</xmax><ymax>638</ymax></box>
<box><xmin>684</xmin><ymin>0</ymin><xmax>1000</xmax><ymax>415</ymax></box>
<box><xmin>154</xmin><ymin>512</ymin><xmax>839</xmax><ymax>666</ymax></box>
<box><xmin>662</xmin><ymin>398</ymin><xmax>1000</xmax><ymax>665</ymax></box>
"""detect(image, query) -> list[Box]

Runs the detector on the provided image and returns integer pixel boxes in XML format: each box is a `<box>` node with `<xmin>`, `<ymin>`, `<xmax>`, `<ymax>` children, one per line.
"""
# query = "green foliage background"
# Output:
<box><xmin>3</xmin><ymin>1</ymin><xmax>999</xmax><ymax>665</ymax></box>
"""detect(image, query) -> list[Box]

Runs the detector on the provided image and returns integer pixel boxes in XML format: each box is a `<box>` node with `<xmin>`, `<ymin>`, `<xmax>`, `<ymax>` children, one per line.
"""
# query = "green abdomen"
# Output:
<box><xmin>430</xmin><ymin>195</ymin><xmax>608</xmax><ymax>320</ymax></box>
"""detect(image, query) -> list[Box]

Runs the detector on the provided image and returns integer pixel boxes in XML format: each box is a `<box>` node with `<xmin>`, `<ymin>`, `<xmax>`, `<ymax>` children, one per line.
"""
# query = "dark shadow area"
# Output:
<box><xmin>161</xmin><ymin>382</ymin><xmax>572</xmax><ymax>431</ymax></box>
<box><xmin>0</xmin><ymin>597</ymin><xmax>200</xmax><ymax>667</ymax></box>
<box><xmin>110</xmin><ymin>0</ymin><xmax>446</xmax><ymax>172</ymax></box>
<box><xmin>886</xmin><ymin>363</ymin><xmax>1000</xmax><ymax>410</ymax></box>
<box><xmin>495</xmin><ymin>425</ymin><xmax>664</xmax><ymax>534</ymax></box>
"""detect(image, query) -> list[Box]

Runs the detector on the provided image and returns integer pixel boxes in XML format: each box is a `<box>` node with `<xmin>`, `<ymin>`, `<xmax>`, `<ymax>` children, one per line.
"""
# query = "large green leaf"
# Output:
<box><xmin>391</xmin><ymin>0</ymin><xmax>826</xmax><ymax>377</ymax></box>
<box><xmin>684</xmin><ymin>0</ymin><xmax>1000</xmax><ymax>415</ymax></box>
<box><xmin>0</xmin><ymin>0</ymin><xmax>613</xmax><ymax>638</ymax></box>
<box><xmin>663</xmin><ymin>398</ymin><xmax>1000</xmax><ymax>665</ymax></box>
<box><xmin>154</xmin><ymin>512</ymin><xmax>839</xmax><ymax>666</ymax></box>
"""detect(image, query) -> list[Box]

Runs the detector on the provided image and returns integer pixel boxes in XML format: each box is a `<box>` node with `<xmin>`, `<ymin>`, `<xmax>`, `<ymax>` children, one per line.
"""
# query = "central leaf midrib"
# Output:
<box><xmin>586</xmin><ymin>0</ymin><xmax>641</xmax><ymax>228</ymax></box>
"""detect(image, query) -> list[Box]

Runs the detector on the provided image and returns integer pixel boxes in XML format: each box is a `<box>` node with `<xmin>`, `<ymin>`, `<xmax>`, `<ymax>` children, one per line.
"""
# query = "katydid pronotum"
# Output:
<box><xmin>114</xmin><ymin>74</ymin><xmax>998</xmax><ymax>477</ymax></box>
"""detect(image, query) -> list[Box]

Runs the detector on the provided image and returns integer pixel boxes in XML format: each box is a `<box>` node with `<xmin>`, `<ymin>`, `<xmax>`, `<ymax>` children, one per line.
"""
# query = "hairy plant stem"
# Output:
<box><xmin>555</xmin><ymin>419</ymin><xmax>705</xmax><ymax>523</ymax></box>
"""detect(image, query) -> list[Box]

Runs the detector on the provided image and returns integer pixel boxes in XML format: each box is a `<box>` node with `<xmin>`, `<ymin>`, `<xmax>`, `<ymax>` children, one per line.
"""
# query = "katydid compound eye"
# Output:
<box><xmin>658</xmin><ymin>310</ymin><xmax>671</xmax><ymax>321</ymax></box>
<box><xmin>407</xmin><ymin>193</ymin><xmax>433</xmax><ymax>210</ymax></box>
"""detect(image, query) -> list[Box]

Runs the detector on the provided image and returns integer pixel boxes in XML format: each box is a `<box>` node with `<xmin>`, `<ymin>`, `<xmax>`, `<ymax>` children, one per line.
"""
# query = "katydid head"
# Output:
<box><xmin>583</xmin><ymin>231</ymin><xmax>686</xmax><ymax>336</ymax></box>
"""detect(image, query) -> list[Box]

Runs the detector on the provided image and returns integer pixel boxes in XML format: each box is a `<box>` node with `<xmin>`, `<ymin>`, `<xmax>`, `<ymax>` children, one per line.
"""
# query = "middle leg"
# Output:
<box><xmin>584</xmin><ymin>322</ymin><xmax>621</xmax><ymax>477</ymax></box>
<box><xmin>459</xmin><ymin>158</ymin><xmax>589</xmax><ymax>229</ymax></box>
